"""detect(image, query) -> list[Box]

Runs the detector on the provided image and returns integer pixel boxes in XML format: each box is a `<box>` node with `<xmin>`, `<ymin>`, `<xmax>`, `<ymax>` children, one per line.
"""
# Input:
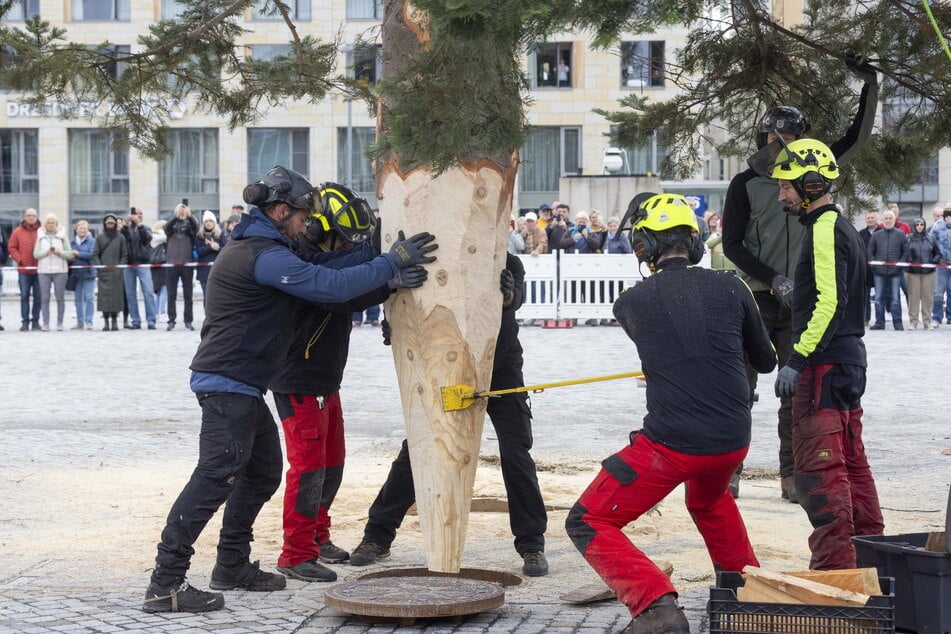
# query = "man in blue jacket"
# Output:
<box><xmin>929</xmin><ymin>206</ymin><xmax>951</xmax><ymax>327</ymax></box>
<box><xmin>143</xmin><ymin>166</ymin><xmax>438</xmax><ymax>614</ymax></box>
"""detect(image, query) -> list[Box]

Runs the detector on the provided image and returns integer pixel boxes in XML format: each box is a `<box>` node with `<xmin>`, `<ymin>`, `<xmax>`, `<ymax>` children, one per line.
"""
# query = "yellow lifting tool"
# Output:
<box><xmin>441</xmin><ymin>371</ymin><xmax>644</xmax><ymax>412</ymax></box>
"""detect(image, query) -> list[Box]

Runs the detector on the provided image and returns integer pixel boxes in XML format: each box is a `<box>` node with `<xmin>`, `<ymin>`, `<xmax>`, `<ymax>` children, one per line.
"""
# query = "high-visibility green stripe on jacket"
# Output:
<box><xmin>787</xmin><ymin>204</ymin><xmax>867</xmax><ymax>372</ymax></box>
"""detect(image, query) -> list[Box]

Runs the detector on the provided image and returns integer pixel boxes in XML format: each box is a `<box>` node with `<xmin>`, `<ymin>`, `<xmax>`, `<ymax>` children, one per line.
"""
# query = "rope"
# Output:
<box><xmin>921</xmin><ymin>0</ymin><xmax>951</xmax><ymax>65</ymax></box>
<box><xmin>474</xmin><ymin>371</ymin><xmax>644</xmax><ymax>399</ymax></box>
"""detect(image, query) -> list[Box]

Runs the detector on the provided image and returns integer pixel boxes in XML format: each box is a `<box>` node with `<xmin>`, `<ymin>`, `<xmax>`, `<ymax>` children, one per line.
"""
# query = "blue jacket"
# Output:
<box><xmin>70</xmin><ymin>233</ymin><xmax>98</xmax><ymax>280</ymax></box>
<box><xmin>929</xmin><ymin>220</ymin><xmax>951</xmax><ymax>264</ymax></box>
<box><xmin>190</xmin><ymin>207</ymin><xmax>401</xmax><ymax>395</ymax></box>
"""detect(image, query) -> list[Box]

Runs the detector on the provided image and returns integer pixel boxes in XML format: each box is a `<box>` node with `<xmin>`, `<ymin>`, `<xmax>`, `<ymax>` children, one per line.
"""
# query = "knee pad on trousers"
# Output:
<box><xmin>565</xmin><ymin>502</ymin><xmax>596</xmax><ymax>554</ymax></box>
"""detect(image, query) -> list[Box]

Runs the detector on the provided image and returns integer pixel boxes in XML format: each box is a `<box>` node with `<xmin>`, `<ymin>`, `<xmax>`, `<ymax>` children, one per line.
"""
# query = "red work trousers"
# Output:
<box><xmin>792</xmin><ymin>364</ymin><xmax>884</xmax><ymax>570</ymax></box>
<box><xmin>275</xmin><ymin>392</ymin><xmax>346</xmax><ymax>568</ymax></box>
<box><xmin>566</xmin><ymin>433</ymin><xmax>757</xmax><ymax>617</ymax></box>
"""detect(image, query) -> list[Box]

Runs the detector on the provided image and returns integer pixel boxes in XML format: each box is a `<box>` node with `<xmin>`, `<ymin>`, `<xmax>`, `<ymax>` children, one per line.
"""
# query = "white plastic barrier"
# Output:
<box><xmin>515</xmin><ymin>254</ymin><xmax>558</xmax><ymax>320</ymax></box>
<box><xmin>515</xmin><ymin>252</ymin><xmax>647</xmax><ymax>321</ymax></box>
<box><xmin>558</xmin><ymin>253</ymin><xmax>643</xmax><ymax>320</ymax></box>
<box><xmin>2</xmin><ymin>269</ymin><xmax>19</xmax><ymax>295</ymax></box>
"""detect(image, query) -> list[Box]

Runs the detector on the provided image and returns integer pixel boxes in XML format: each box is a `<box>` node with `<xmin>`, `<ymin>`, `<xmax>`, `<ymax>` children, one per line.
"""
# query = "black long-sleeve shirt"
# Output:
<box><xmin>613</xmin><ymin>259</ymin><xmax>776</xmax><ymax>455</ymax></box>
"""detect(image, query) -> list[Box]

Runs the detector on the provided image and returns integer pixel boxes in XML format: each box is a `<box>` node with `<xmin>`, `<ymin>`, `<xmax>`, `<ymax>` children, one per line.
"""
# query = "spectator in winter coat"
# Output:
<box><xmin>121</xmin><ymin>209</ymin><xmax>157</xmax><ymax>329</ymax></box>
<box><xmin>929</xmin><ymin>206</ymin><xmax>951</xmax><ymax>327</ymax></box>
<box><xmin>868</xmin><ymin>209</ymin><xmax>909</xmax><ymax>330</ymax></box>
<box><xmin>8</xmin><ymin>208</ymin><xmax>41</xmax><ymax>331</ymax></box>
<box><xmin>858</xmin><ymin>210</ymin><xmax>879</xmax><ymax>324</ymax></box>
<box><xmin>520</xmin><ymin>212</ymin><xmax>548</xmax><ymax>256</ymax></box>
<box><xmin>604</xmin><ymin>217</ymin><xmax>633</xmax><ymax>254</ymax></box>
<box><xmin>92</xmin><ymin>214</ymin><xmax>128</xmax><ymax>331</ymax></box>
<box><xmin>164</xmin><ymin>203</ymin><xmax>199</xmax><ymax>331</ymax></box>
<box><xmin>565</xmin><ymin>212</ymin><xmax>604</xmax><ymax>254</ymax></box>
<box><xmin>71</xmin><ymin>220</ymin><xmax>97</xmax><ymax>330</ymax></box>
<box><xmin>33</xmin><ymin>213</ymin><xmax>74</xmax><ymax>331</ymax></box>
<box><xmin>904</xmin><ymin>218</ymin><xmax>940</xmax><ymax>329</ymax></box>
<box><xmin>150</xmin><ymin>221</ymin><xmax>168</xmax><ymax>322</ymax></box>
<box><xmin>507</xmin><ymin>215</ymin><xmax>525</xmax><ymax>255</ymax></box>
<box><xmin>194</xmin><ymin>210</ymin><xmax>226</xmax><ymax>304</ymax></box>
<box><xmin>0</xmin><ymin>223</ymin><xmax>6</xmax><ymax>330</ymax></box>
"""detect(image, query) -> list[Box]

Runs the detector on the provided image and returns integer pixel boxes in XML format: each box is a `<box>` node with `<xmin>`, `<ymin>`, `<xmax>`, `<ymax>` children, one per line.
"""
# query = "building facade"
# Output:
<box><xmin>1</xmin><ymin>0</ymin><xmax>948</xmax><ymax>236</ymax></box>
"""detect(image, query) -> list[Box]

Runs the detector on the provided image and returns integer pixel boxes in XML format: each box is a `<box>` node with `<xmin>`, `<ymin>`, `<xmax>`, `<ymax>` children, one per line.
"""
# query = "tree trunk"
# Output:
<box><xmin>378</xmin><ymin>159</ymin><xmax>516</xmax><ymax>572</ymax></box>
<box><xmin>376</xmin><ymin>2</ymin><xmax>519</xmax><ymax>572</ymax></box>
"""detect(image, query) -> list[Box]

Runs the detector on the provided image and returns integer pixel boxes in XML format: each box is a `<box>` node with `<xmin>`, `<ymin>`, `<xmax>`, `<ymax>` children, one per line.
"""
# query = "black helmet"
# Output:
<box><xmin>242</xmin><ymin>166</ymin><xmax>316</xmax><ymax>211</ymax></box>
<box><xmin>756</xmin><ymin>106</ymin><xmax>811</xmax><ymax>149</ymax></box>
<box><xmin>310</xmin><ymin>182</ymin><xmax>375</xmax><ymax>244</ymax></box>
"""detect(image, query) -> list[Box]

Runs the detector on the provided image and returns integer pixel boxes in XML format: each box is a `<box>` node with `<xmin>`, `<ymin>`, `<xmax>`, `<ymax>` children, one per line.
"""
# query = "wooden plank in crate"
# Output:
<box><xmin>786</xmin><ymin>568</ymin><xmax>882</xmax><ymax>595</ymax></box>
<box><xmin>742</xmin><ymin>567</ymin><xmax>870</xmax><ymax>607</ymax></box>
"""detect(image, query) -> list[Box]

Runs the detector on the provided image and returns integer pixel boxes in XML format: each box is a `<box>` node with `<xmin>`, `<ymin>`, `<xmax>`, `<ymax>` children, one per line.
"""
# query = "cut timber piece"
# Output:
<box><xmin>786</xmin><ymin>568</ymin><xmax>882</xmax><ymax>595</ymax></box>
<box><xmin>742</xmin><ymin>567</ymin><xmax>870</xmax><ymax>606</ymax></box>
<box><xmin>924</xmin><ymin>531</ymin><xmax>947</xmax><ymax>553</ymax></box>
<box><xmin>379</xmin><ymin>159</ymin><xmax>516</xmax><ymax>573</ymax></box>
<box><xmin>737</xmin><ymin>576</ymin><xmax>807</xmax><ymax>604</ymax></box>
<box><xmin>560</xmin><ymin>560</ymin><xmax>674</xmax><ymax>604</ymax></box>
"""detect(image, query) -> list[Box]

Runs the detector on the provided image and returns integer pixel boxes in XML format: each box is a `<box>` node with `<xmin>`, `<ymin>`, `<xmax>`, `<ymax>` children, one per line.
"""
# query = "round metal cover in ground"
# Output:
<box><xmin>358</xmin><ymin>566</ymin><xmax>522</xmax><ymax>587</ymax></box>
<box><xmin>324</xmin><ymin>575</ymin><xmax>505</xmax><ymax>623</ymax></box>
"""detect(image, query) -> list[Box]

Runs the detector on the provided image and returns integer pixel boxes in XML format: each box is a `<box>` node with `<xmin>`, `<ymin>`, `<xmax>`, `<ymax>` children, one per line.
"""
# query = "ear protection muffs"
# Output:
<box><xmin>632</xmin><ymin>227</ymin><xmax>704</xmax><ymax>267</ymax></box>
<box><xmin>305</xmin><ymin>213</ymin><xmax>332</xmax><ymax>243</ymax></box>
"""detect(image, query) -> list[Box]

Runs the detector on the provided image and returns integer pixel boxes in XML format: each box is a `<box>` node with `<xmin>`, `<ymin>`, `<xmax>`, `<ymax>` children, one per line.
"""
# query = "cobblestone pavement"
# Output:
<box><xmin>1</xmin><ymin>296</ymin><xmax>948</xmax><ymax>633</ymax></box>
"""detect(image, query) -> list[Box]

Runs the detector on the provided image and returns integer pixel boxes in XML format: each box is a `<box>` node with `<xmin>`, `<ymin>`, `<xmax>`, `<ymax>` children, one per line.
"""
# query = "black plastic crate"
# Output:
<box><xmin>853</xmin><ymin>532</ymin><xmax>951</xmax><ymax>633</ymax></box>
<box><xmin>708</xmin><ymin>571</ymin><xmax>895</xmax><ymax>633</ymax></box>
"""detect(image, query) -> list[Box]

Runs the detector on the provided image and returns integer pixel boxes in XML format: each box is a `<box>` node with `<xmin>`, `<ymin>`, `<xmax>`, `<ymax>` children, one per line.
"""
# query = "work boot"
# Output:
<box><xmin>781</xmin><ymin>476</ymin><xmax>799</xmax><ymax>504</ymax></box>
<box><xmin>317</xmin><ymin>539</ymin><xmax>350</xmax><ymax>564</ymax></box>
<box><xmin>621</xmin><ymin>593</ymin><xmax>689</xmax><ymax>634</ymax></box>
<box><xmin>277</xmin><ymin>558</ymin><xmax>337</xmax><ymax>582</ymax></box>
<box><xmin>209</xmin><ymin>560</ymin><xmax>287</xmax><ymax>591</ymax></box>
<box><xmin>142</xmin><ymin>580</ymin><xmax>224</xmax><ymax>613</ymax></box>
<box><xmin>521</xmin><ymin>551</ymin><xmax>549</xmax><ymax>577</ymax></box>
<box><xmin>349</xmin><ymin>540</ymin><xmax>390</xmax><ymax>566</ymax></box>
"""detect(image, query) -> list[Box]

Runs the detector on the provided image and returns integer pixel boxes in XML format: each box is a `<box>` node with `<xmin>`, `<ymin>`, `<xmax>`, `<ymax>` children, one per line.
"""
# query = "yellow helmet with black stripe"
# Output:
<box><xmin>311</xmin><ymin>183</ymin><xmax>375</xmax><ymax>244</ymax></box>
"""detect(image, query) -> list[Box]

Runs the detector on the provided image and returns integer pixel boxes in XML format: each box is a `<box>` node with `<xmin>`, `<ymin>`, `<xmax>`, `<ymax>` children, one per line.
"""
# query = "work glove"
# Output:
<box><xmin>774</xmin><ymin>365</ymin><xmax>801</xmax><ymax>399</ymax></box>
<box><xmin>771</xmin><ymin>274</ymin><xmax>794</xmax><ymax>308</ymax></box>
<box><xmin>381</xmin><ymin>318</ymin><xmax>392</xmax><ymax>346</ymax></box>
<box><xmin>388</xmin><ymin>230</ymin><xmax>438</xmax><ymax>269</ymax></box>
<box><xmin>500</xmin><ymin>268</ymin><xmax>515</xmax><ymax>306</ymax></box>
<box><xmin>844</xmin><ymin>52</ymin><xmax>878</xmax><ymax>83</ymax></box>
<box><xmin>388</xmin><ymin>265</ymin><xmax>428</xmax><ymax>290</ymax></box>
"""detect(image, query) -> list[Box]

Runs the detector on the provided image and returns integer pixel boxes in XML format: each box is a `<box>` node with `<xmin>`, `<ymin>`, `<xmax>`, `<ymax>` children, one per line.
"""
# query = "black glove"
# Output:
<box><xmin>381</xmin><ymin>318</ymin><xmax>392</xmax><ymax>346</ymax></box>
<box><xmin>500</xmin><ymin>268</ymin><xmax>515</xmax><ymax>298</ymax></box>
<box><xmin>774</xmin><ymin>365</ymin><xmax>801</xmax><ymax>399</ymax></box>
<box><xmin>388</xmin><ymin>265</ymin><xmax>428</xmax><ymax>289</ymax></box>
<box><xmin>771</xmin><ymin>274</ymin><xmax>794</xmax><ymax>308</ymax></box>
<box><xmin>388</xmin><ymin>230</ymin><xmax>438</xmax><ymax>269</ymax></box>
<box><xmin>844</xmin><ymin>52</ymin><xmax>877</xmax><ymax>82</ymax></box>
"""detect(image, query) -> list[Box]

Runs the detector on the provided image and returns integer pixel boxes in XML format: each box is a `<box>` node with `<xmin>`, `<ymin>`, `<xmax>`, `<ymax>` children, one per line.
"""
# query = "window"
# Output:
<box><xmin>520</xmin><ymin>126</ymin><xmax>581</xmax><ymax>194</ymax></box>
<box><xmin>161</xmin><ymin>0</ymin><xmax>186</xmax><ymax>20</ymax></box>
<box><xmin>347</xmin><ymin>0</ymin><xmax>382</xmax><ymax>20</ymax></box>
<box><xmin>0</xmin><ymin>129</ymin><xmax>39</xmax><ymax>193</ymax></box>
<box><xmin>611</xmin><ymin>126</ymin><xmax>668</xmax><ymax>175</ymax></box>
<box><xmin>68</xmin><ymin>129</ymin><xmax>129</xmax><ymax>224</ymax></box>
<box><xmin>883</xmin><ymin>87</ymin><xmax>938</xmax><ymax>203</ymax></box>
<box><xmin>336</xmin><ymin>127</ymin><xmax>375</xmax><ymax>193</ymax></box>
<box><xmin>159</xmin><ymin>129</ymin><xmax>219</xmax><ymax>215</ymax></box>
<box><xmin>252</xmin><ymin>0</ymin><xmax>311</xmax><ymax>20</ymax></box>
<box><xmin>250</xmin><ymin>44</ymin><xmax>294</xmax><ymax>61</ymax></box>
<box><xmin>7</xmin><ymin>0</ymin><xmax>40</xmax><ymax>20</ymax></box>
<box><xmin>348</xmin><ymin>44</ymin><xmax>382</xmax><ymax>85</ymax></box>
<box><xmin>247</xmin><ymin>129</ymin><xmax>309</xmax><ymax>184</ymax></box>
<box><xmin>620</xmin><ymin>41</ymin><xmax>665</xmax><ymax>88</ymax></box>
<box><xmin>71</xmin><ymin>0</ymin><xmax>130</xmax><ymax>21</ymax></box>
<box><xmin>96</xmin><ymin>45</ymin><xmax>130</xmax><ymax>79</ymax></box>
<box><xmin>529</xmin><ymin>42</ymin><xmax>572</xmax><ymax>89</ymax></box>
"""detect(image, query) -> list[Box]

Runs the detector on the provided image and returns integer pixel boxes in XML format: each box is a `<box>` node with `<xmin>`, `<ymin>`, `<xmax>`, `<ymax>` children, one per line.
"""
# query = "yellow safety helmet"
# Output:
<box><xmin>770</xmin><ymin>139</ymin><xmax>839</xmax><ymax>208</ymax></box>
<box><xmin>309</xmin><ymin>182</ymin><xmax>375</xmax><ymax>244</ymax></box>
<box><xmin>630</xmin><ymin>194</ymin><xmax>704</xmax><ymax>266</ymax></box>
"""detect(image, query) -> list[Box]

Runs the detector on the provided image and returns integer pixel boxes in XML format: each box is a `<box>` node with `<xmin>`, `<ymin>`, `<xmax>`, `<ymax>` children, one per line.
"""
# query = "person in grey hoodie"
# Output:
<box><xmin>164</xmin><ymin>203</ymin><xmax>199</xmax><ymax>330</ymax></box>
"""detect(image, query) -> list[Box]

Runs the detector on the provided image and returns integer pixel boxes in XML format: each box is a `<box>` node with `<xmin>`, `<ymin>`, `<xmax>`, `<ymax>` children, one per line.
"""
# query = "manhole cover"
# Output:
<box><xmin>324</xmin><ymin>575</ymin><xmax>505</xmax><ymax>624</ymax></box>
<box><xmin>358</xmin><ymin>566</ymin><xmax>522</xmax><ymax>587</ymax></box>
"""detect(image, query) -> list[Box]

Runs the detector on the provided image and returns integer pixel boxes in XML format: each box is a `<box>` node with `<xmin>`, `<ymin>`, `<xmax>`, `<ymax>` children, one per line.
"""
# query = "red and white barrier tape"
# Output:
<box><xmin>2</xmin><ymin>262</ymin><xmax>213</xmax><ymax>271</ymax></box>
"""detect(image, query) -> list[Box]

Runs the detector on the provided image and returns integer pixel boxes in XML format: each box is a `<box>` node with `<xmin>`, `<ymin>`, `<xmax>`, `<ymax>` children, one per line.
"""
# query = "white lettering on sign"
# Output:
<box><xmin>3</xmin><ymin>99</ymin><xmax>188</xmax><ymax>119</ymax></box>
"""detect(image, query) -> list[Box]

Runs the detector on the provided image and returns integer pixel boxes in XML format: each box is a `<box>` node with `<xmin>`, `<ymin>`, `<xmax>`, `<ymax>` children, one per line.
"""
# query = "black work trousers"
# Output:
<box><xmin>166</xmin><ymin>265</ymin><xmax>195</xmax><ymax>326</ymax></box>
<box><xmin>747</xmin><ymin>291</ymin><xmax>795</xmax><ymax>478</ymax></box>
<box><xmin>151</xmin><ymin>392</ymin><xmax>283</xmax><ymax>587</ymax></box>
<box><xmin>363</xmin><ymin>392</ymin><xmax>548</xmax><ymax>556</ymax></box>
